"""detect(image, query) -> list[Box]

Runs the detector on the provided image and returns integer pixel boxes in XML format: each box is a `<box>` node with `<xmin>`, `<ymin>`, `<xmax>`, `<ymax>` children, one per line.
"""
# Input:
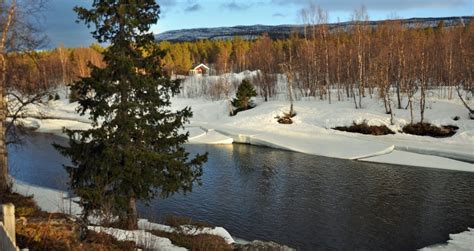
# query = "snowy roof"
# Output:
<box><xmin>192</xmin><ymin>63</ymin><xmax>209</xmax><ymax>70</ymax></box>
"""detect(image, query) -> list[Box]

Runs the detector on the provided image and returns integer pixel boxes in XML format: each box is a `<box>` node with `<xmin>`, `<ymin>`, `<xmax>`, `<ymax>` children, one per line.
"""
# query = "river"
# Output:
<box><xmin>8</xmin><ymin>132</ymin><xmax>474</xmax><ymax>250</ymax></box>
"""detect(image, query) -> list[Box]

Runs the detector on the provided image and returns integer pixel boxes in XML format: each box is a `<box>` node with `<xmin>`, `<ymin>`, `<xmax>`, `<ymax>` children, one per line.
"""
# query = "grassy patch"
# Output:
<box><xmin>149</xmin><ymin>215</ymin><xmax>233</xmax><ymax>250</ymax></box>
<box><xmin>164</xmin><ymin>215</ymin><xmax>214</xmax><ymax>229</ymax></box>
<box><xmin>333</xmin><ymin>121</ymin><xmax>395</xmax><ymax>136</ymax></box>
<box><xmin>150</xmin><ymin>230</ymin><xmax>233</xmax><ymax>251</ymax></box>
<box><xmin>402</xmin><ymin>123</ymin><xmax>459</xmax><ymax>138</ymax></box>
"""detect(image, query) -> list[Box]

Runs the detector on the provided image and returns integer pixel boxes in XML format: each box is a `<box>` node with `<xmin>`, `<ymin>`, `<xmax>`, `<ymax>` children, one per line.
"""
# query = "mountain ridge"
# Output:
<box><xmin>155</xmin><ymin>16</ymin><xmax>473</xmax><ymax>42</ymax></box>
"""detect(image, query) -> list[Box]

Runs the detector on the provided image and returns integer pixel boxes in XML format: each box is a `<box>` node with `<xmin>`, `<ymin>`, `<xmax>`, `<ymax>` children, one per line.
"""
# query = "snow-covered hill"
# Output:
<box><xmin>155</xmin><ymin>16</ymin><xmax>473</xmax><ymax>42</ymax></box>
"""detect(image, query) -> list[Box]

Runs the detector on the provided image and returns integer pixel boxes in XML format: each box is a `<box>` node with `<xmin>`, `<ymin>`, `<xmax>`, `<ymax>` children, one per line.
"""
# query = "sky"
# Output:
<box><xmin>41</xmin><ymin>0</ymin><xmax>473</xmax><ymax>48</ymax></box>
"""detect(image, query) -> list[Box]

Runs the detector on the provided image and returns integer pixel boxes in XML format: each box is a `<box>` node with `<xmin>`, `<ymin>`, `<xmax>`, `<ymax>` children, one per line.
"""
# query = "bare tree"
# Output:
<box><xmin>352</xmin><ymin>5</ymin><xmax>369</xmax><ymax>109</ymax></box>
<box><xmin>0</xmin><ymin>0</ymin><xmax>49</xmax><ymax>191</ymax></box>
<box><xmin>457</xmin><ymin>87</ymin><xmax>474</xmax><ymax>119</ymax></box>
<box><xmin>0</xmin><ymin>0</ymin><xmax>17</xmax><ymax>191</ymax></box>
<box><xmin>280</xmin><ymin>38</ymin><xmax>297</xmax><ymax>116</ymax></box>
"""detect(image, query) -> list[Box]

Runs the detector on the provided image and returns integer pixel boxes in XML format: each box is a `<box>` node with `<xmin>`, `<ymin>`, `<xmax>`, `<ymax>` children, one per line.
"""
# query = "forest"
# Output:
<box><xmin>7</xmin><ymin>14</ymin><xmax>474</xmax><ymax>122</ymax></box>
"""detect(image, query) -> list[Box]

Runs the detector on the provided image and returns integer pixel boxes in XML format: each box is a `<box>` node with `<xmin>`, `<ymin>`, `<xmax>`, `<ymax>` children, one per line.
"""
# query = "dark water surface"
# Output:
<box><xmin>8</xmin><ymin>132</ymin><xmax>474</xmax><ymax>250</ymax></box>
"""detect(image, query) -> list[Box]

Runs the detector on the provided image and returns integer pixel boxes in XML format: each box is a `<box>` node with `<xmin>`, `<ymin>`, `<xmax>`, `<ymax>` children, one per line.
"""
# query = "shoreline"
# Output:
<box><xmin>22</xmin><ymin>116</ymin><xmax>474</xmax><ymax>173</ymax></box>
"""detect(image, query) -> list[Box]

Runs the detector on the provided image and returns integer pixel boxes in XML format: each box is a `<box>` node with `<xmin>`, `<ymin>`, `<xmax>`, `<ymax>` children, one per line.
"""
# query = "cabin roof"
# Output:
<box><xmin>193</xmin><ymin>63</ymin><xmax>210</xmax><ymax>70</ymax></box>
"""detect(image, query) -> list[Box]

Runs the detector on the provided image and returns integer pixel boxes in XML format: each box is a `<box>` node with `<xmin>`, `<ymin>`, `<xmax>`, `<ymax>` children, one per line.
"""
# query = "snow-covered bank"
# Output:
<box><xmin>11</xmin><ymin>179</ymin><xmax>238</xmax><ymax>250</ymax></box>
<box><xmin>421</xmin><ymin>228</ymin><xmax>474</xmax><ymax>251</ymax></box>
<box><xmin>18</xmin><ymin>84</ymin><xmax>474</xmax><ymax>172</ymax></box>
<box><xmin>360</xmin><ymin>150</ymin><xmax>474</xmax><ymax>172</ymax></box>
<box><xmin>12</xmin><ymin>179</ymin><xmax>81</xmax><ymax>215</ymax></box>
<box><xmin>207</xmin><ymin>124</ymin><xmax>395</xmax><ymax>159</ymax></box>
<box><xmin>187</xmin><ymin>127</ymin><xmax>233</xmax><ymax>144</ymax></box>
<box><xmin>175</xmin><ymin>95</ymin><xmax>473</xmax><ymax>171</ymax></box>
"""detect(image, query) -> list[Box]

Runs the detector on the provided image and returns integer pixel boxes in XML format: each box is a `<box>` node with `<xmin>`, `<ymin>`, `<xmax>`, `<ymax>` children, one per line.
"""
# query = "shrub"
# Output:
<box><xmin>402</xmin><ymin>123</ymin><xmax>458</xmax><ymax>138</ymax></box>
<box><xmin>68</xmin><ymin>90</ymin><xmax>79</xmax><ymax>103</ymax></box>
<box><xmin>275</xmin><ymin>112</ymin><xmax>297</xmax><ymax>124</ymax></box>
<box><xmin>333</xmin><ymin>121</ymin><xmax>395</xmax><ymax>135</ymax></box>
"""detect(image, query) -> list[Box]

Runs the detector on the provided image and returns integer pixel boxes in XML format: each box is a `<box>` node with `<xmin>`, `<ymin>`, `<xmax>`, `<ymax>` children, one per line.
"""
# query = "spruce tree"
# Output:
<box><xmin>54</xmin><ymin>0</ymin><xmax>207</xmax><ymax>230</ymax></box>
<box><xmin>232</xmin><ymin>79</ymin><xmax>257</xmax><ymax>112</ymax></box>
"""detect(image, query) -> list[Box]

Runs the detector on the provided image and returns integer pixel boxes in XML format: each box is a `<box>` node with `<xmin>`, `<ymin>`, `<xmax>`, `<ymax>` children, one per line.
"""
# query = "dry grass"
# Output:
<box><xmin>402</xmin><ymin>123</ymin><xmax>459</xmax><ymax>138</ymax></box>
<box><xmin>164</xmin><ymin>215</ymin><xmax>214</xmax><ymax>229</ymax></box>
<box><xmin>2</xmin><ymin>191</ymin><xmax>232</xmax><ymax>250</ymax></box>
<box><xmin>148</xmin><ymin>215</ymin><xmax>234</xmax><ymax>250</ymax></box>
<box><xmin>1</xmin><ymin>189</ymin><xmax>136</xmax><ymax>250</ymax></box>
<box><xmin>333</xmin><ymin>121</ymin><xmax>395</xmax><ymax>135</ymax></box>
<box><xmin>150</xmin><ymin>230</ymin><xmax>234</xmax><ymax>251</ymax></box>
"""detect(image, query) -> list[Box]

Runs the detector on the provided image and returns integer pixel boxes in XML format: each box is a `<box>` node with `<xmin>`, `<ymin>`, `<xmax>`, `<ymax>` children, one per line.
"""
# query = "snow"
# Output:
<box><xmin>16</xmin><ymin>80</ymin><xmax>474</xmax><ymax>172</ymax></box>
<box><xmin>360</xmin><ymin>150</ymin><xmax>474</xmax><ymax>172</ymax></box>
<box><xmin>421</xmin><ymin>228</ymin><xmax>474</xmax><ymax>251</ymax></box>
<box><xmin>188</xmin><ymin>128</ymin><xmax>233</xmax><ymax>144</ymax></box>
<box><xmin>210</xmin><ymin>125</ymin><xmax>395</xmax><ymax>159</ymax></box>
<box><xmin>12</xmin><ymin>179</ymin><xmax>81</xmax><ymax>215</ymax></box>
<box><xmin>88</xmin><ymin>226</ymin><xmax>186</xmax><ymax>251</ymax></box>
<box><xmin>138</xmin><ymin>219</ymin><xmax>235</xmax><ymax>244</ymax></box>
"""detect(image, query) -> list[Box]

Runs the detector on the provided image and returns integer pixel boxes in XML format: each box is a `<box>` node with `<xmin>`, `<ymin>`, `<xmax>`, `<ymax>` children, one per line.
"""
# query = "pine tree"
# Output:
<box><xmin>54</xmin><ymin>0</ymin><xmax>207</xmax><ymax>230</ymax></box>
<box><xmin>232</xmin><ymin>79</ymin><xmax>257</xmax><ymax>113</ymax></box>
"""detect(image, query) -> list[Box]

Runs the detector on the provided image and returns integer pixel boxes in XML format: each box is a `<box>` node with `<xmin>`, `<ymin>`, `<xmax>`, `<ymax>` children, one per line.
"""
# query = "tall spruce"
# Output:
<box><xmin>54</xmin><ymin>0</ymin><xmax>207</xmax><ymax>230</ymax></box>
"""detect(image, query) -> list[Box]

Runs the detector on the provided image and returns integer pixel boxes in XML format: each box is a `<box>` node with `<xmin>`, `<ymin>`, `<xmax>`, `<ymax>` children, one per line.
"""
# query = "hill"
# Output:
<box><xmin>155</xmin><ymin>16</ymin><xmax>473</xmax><ymax>42</ymax></box>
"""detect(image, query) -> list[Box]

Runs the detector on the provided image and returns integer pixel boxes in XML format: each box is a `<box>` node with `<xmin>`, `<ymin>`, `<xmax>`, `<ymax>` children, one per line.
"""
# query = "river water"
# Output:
<box><xmin>8</xmin><ymin>132</ymin><xmax>474</xmax><ymax>250</ymax></box>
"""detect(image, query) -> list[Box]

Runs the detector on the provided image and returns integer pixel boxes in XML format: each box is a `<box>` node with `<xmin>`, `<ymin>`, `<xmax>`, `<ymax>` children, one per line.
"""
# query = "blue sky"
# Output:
<box><xmin>42</xmin><ymin>0</ymin><xmax>473</xmax><ymax>48</ymax></box>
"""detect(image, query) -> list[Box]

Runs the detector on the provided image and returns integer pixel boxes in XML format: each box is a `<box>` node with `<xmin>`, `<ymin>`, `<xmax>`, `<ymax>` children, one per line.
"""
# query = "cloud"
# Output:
<box><xmin>158</xmin><ymin>0</ymin><xmax>178</xmax><ymax>7</ymax></box>
<box><xmin>270</xmin><ymin>0</ymin><xmax>468</xmax><ymax>11</ymax></box>
<box><xmin>157</xmin><ymin>0</ymin><xmax>178</xmax><ymax>15</ymax></box>
<box><xmin>184</xmin><ymin>3</ymin><xmax>202</xmax><ymax>12</ymax></box>
<box><xmin>220</xmin><ymin>1</ymin><xmax>252</xmax><ymax>11</ymax></box>
<box><xmin>273</xmin><ymin>12</ymin><xmax>286</xmax><ymax>18</ymax></box>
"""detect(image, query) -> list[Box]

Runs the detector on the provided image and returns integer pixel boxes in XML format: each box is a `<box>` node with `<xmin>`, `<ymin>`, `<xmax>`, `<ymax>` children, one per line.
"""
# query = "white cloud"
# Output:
<box><xmin>271</xmin><ymin>0</ymin><xmax>468</xmax><ymax>11</ymax></box>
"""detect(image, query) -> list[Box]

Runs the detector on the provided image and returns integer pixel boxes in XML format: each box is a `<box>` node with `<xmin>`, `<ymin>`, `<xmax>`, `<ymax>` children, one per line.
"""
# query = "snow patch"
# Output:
<box><xmin>420</xmin><ymin>228</ymin><xmax>474</xmax><ymax>251</ymax></box>
<box><xmin>138</xmin><ymin>219</ymin><xmax>235</xmax><ymax>244</ymax></box>
<box><xmin>88</xmin><ymin>226</ymin><xmax>186</xmax><ymax>251</ymax></box>
<box><xmin>12</xmin><ymin>179</ymin><xmax>81</xmax><ymax>215</ymax></box>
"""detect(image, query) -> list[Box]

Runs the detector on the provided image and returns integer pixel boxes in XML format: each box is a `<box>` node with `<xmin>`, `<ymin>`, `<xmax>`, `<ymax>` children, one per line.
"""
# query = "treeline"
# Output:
<box><xmin>6</xmin><ymin>44</ymin><xmax>105</xmax><ymax>93</ymax></box>
<box><xmin>162</xmin><ymin>20</ymin><xmax>473</xmax><ymax>100</ymax></box>
<box><xmin>7</xmin><ymin>17</ymin><xmax>473</xmax><ymax>112</ymax></box>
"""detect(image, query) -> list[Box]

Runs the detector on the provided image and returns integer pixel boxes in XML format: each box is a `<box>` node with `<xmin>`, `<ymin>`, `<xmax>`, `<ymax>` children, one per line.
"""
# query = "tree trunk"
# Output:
<box><xmin>0</xmin><ymin>110</ymin><xmax>7</xmax><ymax>191</ymax></box>
<box><xmin>126</xmin><ymin>197</ymin><xmax>138</xmax><ymax>230</ymax></box>
<box><xmin>0</xmin><ymin>0</ymin><xmax>16</xmax><ymax>192</ymax></box>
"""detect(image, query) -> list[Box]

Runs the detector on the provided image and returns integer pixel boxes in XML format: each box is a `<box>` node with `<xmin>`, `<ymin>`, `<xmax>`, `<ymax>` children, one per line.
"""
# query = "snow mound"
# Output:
<box><xmin>88</xmin><ymin>226</ymin><xmax>186</xmax><ymax>251</ymax></box>
<box><xmin>421</xmin><ymin>228</ymin><xmax>474</xmax><ymax>251</ymax></box>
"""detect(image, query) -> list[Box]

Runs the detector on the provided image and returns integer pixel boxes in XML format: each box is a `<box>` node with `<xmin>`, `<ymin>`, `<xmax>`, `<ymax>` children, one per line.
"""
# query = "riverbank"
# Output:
<box><xmin>19</xmin><ymin>90</ymin><xmax>474</xmax><ymax>172</ymax></box>
<box><xmin>8</xmin><ymin>180</ymin><xmax>251</xmax><ymax>250</ymax></box>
